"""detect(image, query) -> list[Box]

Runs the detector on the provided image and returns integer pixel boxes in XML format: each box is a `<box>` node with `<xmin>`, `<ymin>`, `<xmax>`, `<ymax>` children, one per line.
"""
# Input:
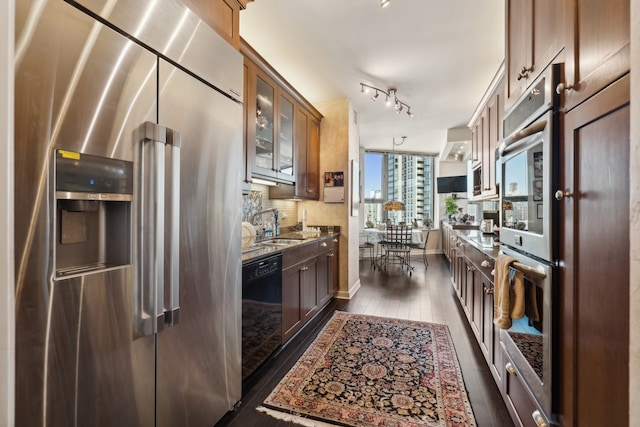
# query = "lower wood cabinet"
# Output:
<box><xmin>317</xmin><ymin>236</ymin><xmax>338</xmax><ymax>309</ymax></box>
<box><xmin>282</xmin><ymin>241</ymin><xmax>318</xmax><ymax>342</ymax></box>
<box><xmin>457</xmin><ymin>240</ymin><xmax>500</xmax><ymax>380</ymax></box>
<box><xmin>281</xmin><ymin>235</ymin><xmax>338</xmax><ymax>344</ymax></box>
<box><xmin>559</xmin><ymin>73</ymin><xmax>630</xmax><ymax>427</ymax></box>
<box><xmin>502</xmin><ymin>349</ymin><xmax>539</xmax><ymax>427</ymax></box>
<box><xmin>448</xmin><ymin>233</ymin><xmax>508</xmax><ymax>415</ymax></box>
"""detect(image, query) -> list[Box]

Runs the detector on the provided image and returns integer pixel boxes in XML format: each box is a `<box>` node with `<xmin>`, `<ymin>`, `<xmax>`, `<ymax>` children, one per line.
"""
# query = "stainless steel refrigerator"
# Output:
<box><xmin>14</xmin><ymin>0</ymin><xmax>243</xmax><ymax>425</ymax></box>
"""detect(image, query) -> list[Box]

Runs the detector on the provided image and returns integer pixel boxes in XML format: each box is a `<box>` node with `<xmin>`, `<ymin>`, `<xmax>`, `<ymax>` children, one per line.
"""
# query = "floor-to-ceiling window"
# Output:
<box><xmin>363</xmin><ymin>151</ymin><xmax>435</xmax><ymax>227</ymax></box>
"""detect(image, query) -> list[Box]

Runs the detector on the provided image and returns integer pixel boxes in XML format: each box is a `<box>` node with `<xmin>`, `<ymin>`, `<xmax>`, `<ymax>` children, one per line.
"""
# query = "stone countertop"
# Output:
<box><xmin>242</xmin><ymin>231</ymin><xmax>339</xmax><ymax>263</ymax></box>
<box><xmin>454</xmin><ymin>229</ymin><xmax>502</xmax><ymax>259</ymax></box>
<box><xmin>442</xmin><ymin>220</ymin><xmax>481</xmax><ymax>230</ymax></box>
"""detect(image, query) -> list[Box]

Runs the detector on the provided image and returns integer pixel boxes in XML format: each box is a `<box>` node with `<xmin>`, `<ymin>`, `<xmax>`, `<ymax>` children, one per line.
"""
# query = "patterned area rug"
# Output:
<box><xmin>258</xmin><ymin>311</ymin><xmax>476</xmax><ymax>426</ymax></box>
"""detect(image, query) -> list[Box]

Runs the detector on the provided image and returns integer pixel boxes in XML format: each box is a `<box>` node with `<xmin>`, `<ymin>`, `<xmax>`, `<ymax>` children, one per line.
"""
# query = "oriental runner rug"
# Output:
<box><xmin>258</xmin><ymin>311</ymin><xmax>476</xmax><ymax>427</ymax></box>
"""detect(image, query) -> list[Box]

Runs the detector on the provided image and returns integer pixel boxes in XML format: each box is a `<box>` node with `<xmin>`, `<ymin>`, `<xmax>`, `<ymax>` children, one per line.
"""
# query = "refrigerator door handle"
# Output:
<box><xmin>135</xmin><ymin>121</ymin><xmax>167</xmax><ymax>336</ymax></box>
<box><xmin>164</xmin><ymin>129</ymin><xmax>181</xmax><ymax>327</ymax></box>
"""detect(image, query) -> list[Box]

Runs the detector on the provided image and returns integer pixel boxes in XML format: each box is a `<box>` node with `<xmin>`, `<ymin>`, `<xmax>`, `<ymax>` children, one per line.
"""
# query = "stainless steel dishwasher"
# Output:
<box><xmin>241</xmin><ymin>254</ymin><xmax>283</xmax><ymax>387</ymax></box>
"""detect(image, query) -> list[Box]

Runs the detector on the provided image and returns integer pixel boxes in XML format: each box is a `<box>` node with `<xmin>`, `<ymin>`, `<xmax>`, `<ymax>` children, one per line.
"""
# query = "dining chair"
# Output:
<box><xmin>380</xmin><ymin>225</ymin><xmax>414</xmax><ymax>275</ymax></box>
<box><xmin>359</xmin><ymin>233</ymin><xmax>375</xmax><ymax>266</ymax></box>
<box><xmin>409</xmin><ymin>229</ymin><xmax>430</xmax><ymax>269</ymax></box>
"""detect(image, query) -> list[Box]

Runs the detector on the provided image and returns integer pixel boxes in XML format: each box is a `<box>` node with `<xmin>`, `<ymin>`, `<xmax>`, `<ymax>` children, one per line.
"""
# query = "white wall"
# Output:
<box><xmin>436</xmin><ymin>160</ymin><xmax>470</xmax><ymax>222</ymax></box>
<box><xmin>1</xmin><ymin>0</ymin><xmax>15</xmax><ymax>424</ymax></box>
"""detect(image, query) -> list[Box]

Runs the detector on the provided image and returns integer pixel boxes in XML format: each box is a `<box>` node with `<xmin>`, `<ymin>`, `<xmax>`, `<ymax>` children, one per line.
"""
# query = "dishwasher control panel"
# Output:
<box><xmin>243</xmin><ymin>255</ymin><xmax>282</xmax><ymax>281</ymax></box>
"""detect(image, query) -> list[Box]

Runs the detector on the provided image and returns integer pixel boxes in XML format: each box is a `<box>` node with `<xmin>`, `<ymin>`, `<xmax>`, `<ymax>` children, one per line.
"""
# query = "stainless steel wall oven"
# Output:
<box><xmin>499</xmin><ymin>63</ymin><xmax>561</xmax><ymax>425</ymax></box>
<box><xmin>499</xmin><ymin>64</ymin><xmax>560</xmax><ymax>263</ymax></box>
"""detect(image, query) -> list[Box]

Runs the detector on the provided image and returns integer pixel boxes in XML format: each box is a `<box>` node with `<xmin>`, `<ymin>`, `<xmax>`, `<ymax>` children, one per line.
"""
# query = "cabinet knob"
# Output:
<box><xmin>505</xmin><ymin>362</ymin><xmax>517</xmax><ymax>376</ymax></box>
<box><xmin>555</xmin><ymin>189</ymin><xmax>573</xmax><ymax>200</ymax></box>
<box><xmin>466</xmin><ymin>265</ymin><xmax>476</xmax><ymax>271</ymax></box>
<box><xmin>481</xmin><ymin>260</ymin><xmax>492</xmax><ymax>268</ymax></box>
<box><xmin>516</xmin><ymin>65</ymin><xmax>533</xmax><ymax>80</ymax></box>
<box><xmin>532</xmin><ymin>410</ymin><xmax>548</xmax><ymax>427</ymax></box>
<box><xmin>555</xmin><ymin>82</ymin><xmax>574</xmax><ymax>94</ymax></box>
<box><xmin>321</xmin><ymin>242</ymin><xmax>328</xmax><ymax>247</ymax></box>
<box><xmin>300</xmin><ymin>266</ymin><xmax>309</xmax><ymax>271</ymax></box>
<box><xmin>328</xmin><ymin>252</ymin><xmax>335</xmax><ymax>257</ymax></box>
<box><xmin>484</xmin><ymin>286</ymin><xmax>494</xmax><ymax>294</ymax></box>
<box><xmin>333</xmin><ymin>238</ymin><xmax>338</xmax><ymax>243</ymax></box>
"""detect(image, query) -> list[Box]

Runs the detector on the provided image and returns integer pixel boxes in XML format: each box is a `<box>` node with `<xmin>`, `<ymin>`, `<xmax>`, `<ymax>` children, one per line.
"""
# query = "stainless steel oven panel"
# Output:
<box><xmin>500</xmin><ymin>246</ymin><xmax>557</xmax><ymax>422</ymax></box>
<box><xmin>500</xmin><ymin>109</ymin><xmax>555</xmax><ymax>262</ymax></box>
<box><xmin>502</xmin><ymin>63</ymin><xmax>560</xmax><ymax>139</ymax></box>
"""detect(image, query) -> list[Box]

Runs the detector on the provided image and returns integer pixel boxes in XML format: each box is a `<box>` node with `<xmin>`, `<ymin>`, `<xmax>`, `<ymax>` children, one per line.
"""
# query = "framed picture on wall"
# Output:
<box><xmin>324</xmin><ymin>170</ymin><xmax>345</xmax><ymax>203</ymax></box>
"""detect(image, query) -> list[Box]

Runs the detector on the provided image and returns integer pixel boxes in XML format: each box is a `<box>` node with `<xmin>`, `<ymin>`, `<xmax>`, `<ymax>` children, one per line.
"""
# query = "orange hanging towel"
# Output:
<box><xmin>493</xmin><ymin>254</ymin><xmax>525</xmax><ymax>329</ymax></box>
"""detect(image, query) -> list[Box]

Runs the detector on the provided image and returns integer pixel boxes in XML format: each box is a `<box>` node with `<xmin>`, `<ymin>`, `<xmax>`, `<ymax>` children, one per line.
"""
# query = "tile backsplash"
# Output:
<box><xmin>242</xmin><ymin>184</ymin><xmax>298</xmax><ymax>229</ymax></box>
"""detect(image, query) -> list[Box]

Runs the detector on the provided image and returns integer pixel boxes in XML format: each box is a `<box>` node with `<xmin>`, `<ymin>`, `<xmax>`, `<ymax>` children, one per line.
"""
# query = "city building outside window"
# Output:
<box><xmin>363</xmin><ymin>151</ymin><xmax>435</xmax><ymax>228</ymax></box>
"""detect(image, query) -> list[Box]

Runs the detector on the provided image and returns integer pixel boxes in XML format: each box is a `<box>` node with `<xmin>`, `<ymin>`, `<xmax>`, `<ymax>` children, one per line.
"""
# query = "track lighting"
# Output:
<box><xmin>380</xmin><ymin>0</ymin><xmax>391</xmax><ymax>7</ymax></box>
<box><xmin>360</xmin><ymin>83</ymin><xmax>414</xmax><ymax>118</ymax></box>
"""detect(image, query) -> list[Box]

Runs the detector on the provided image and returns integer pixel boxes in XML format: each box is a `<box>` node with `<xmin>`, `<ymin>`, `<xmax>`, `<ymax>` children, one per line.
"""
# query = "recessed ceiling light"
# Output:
<box><xmin>380</xmin><ymin>0</ymin><xmax>391</xmax><ymax>8</ymax></box>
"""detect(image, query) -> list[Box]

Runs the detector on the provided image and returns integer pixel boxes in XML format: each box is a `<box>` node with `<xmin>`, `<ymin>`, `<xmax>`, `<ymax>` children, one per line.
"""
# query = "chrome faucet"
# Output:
<box><xmin>250</xmin><ymin>208</ymin><xmax>279</xmax><ymax>240</ymax></box>
<box><xmin>250</xmin><ymin>208</ymin><xmax>278</xmax><ymax>225</ymax></box>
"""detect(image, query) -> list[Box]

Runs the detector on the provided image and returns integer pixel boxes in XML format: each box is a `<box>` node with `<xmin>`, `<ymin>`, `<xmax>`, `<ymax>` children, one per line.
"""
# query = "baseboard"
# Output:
<box><xmin>335</xmin><ymin>278</ymin><xmax>360</xmax><ymax>300</ymax></box>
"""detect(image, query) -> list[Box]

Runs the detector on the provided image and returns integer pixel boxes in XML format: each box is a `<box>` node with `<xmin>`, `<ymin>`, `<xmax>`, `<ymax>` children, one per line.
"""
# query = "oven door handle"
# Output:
<box><xmin>500</xmin><ymin>120</ymin><xmax>547</xmax><ymax>156</ymax></box>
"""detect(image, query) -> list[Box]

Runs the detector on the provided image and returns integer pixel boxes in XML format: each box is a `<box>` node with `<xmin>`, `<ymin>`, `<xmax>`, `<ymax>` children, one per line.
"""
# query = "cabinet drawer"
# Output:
<box><xmin>461</xmin><ymin>242</ymin><xmax>495</xmax><ymax>281</ymax></box>
<box><xmin>283</xmin><ymin>242</ymin><xmax>318</xmax><ymax>269</ymax></box>
<box><xmin>317</xmin><ymin>236</ymin><xmax>338</xmax><ymax>254</ymax></box>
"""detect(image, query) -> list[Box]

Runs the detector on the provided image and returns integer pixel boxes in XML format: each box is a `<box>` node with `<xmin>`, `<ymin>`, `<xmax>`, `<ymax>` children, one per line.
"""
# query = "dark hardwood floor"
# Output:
<box><xmin>218</xmin><ymin>254</ymin><xmax>514</xmax><ymax>427</ymax></box>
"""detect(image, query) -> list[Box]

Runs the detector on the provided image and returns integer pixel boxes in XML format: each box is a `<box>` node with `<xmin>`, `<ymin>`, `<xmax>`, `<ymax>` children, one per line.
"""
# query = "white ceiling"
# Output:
<box><xmin>239</xmin><ymin>0</ymin><xmax>505</xmax><ymax>159</ymax></box>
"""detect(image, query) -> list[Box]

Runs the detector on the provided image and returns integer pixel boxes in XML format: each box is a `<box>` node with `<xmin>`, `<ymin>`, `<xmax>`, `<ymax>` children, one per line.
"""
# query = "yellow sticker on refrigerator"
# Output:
<box><xmin>58</xmin><ymin>150</ymin><xmax>80</xmax><ymax>160</ymax></box>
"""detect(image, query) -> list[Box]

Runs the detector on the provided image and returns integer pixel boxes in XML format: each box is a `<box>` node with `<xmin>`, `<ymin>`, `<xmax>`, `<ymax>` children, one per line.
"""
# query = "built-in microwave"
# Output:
<box><xmin>499</xmin><ymin>64</ymin><xmax>560</xmax><ymax>264</ymax></box>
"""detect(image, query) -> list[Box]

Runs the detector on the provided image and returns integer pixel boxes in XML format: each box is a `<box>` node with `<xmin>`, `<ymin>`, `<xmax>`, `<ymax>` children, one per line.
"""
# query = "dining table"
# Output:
<box><xmin>364</xmin><ymin>227</ymin><xmax>427</xmax><ymax>273</ymax></box>
<box><xmin>363</xmin><ymin>227</ymin><xmax>425</xmax><ymax>246</ymax></box>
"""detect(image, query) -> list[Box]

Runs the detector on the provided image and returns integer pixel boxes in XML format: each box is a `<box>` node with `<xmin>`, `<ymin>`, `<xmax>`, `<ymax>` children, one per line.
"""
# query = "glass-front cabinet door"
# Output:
<box><xmin>246</xmin><ymin>62</ymin><xmax>296</xmax><ymax>183</ymax></box>
<box><xmin>277</xmin><ymin>92</ymin><xmax>295</xmax><ymax>179</ymax></box>
<box><xmin>254</xmin><ymin>73</ymin><xmax>276</xmax><ymax>176</ymax></box>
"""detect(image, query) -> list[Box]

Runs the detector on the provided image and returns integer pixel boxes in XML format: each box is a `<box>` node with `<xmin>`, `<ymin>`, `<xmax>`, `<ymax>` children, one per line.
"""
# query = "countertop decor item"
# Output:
<box><xmin>258</xmin><ymin>311</ymin><xmax>476</xmax><ymax>427</ymax></box>
<box><xmin>445</xmin><ymin>195</ymin><xmax>458</xmax><ymax>218</ymax></box>
<box><xmin>241</xmin><ymin>221</ymin><xmax>256</xmax><ymax>249</ymax></box>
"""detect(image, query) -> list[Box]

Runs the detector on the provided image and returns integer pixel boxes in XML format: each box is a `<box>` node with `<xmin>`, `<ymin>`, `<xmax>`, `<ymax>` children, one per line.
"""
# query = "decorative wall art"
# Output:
<box><xmin>323</xmin><ymin>170</ymin><xmax>345</xmax><ymax>203</ymax></box>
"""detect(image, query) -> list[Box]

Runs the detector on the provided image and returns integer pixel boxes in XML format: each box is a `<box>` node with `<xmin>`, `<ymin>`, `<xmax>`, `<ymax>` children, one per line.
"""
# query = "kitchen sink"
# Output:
<box><xmin>241</xmin><ymin>246</ymin><xmax>265</xmax><ymax>254</ymax></box>
<box><xmin>259</xmin><ymin>238</ymin><xmax>304</xmax><ymax>246</ymax></box>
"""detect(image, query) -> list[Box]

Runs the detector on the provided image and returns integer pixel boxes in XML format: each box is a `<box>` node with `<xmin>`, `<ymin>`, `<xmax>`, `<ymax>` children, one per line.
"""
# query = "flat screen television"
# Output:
<box><xmin>436</xmin><ymin>175</ymin><xmax>468</xmax><ymax>194</ymax></box>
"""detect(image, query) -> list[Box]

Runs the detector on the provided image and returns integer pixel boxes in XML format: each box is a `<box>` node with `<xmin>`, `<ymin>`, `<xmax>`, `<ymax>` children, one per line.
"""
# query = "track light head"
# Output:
<box><xmin>359</xmin><ymin>83</ymin><xmax>413</xmax><ymax>118</ymax></box>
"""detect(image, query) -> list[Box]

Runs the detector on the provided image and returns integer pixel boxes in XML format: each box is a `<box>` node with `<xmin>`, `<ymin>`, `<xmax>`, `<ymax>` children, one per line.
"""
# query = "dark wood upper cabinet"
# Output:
<box><xmin>241</xmin><ymin>39</ymin><xmax>322</xmax><ymax>199</ymax></box>
<box><xmin>505</xmin><ymin>0</ymin><xmax>564</xmax><ymax>111</ymax></box>
<box><xmin>183</xmin><ymin>0</ymin><xmax>242</xmax><ymax>49</ymax></box>
<box><xmin>469</xmin><ymin>67</ymin><xmax>504</xmax><ymax>200</ymax></box>
<box><xmin>559</xmin><ymin>0</ymin><xmax>630</xmax><ymax>111</ymax></box>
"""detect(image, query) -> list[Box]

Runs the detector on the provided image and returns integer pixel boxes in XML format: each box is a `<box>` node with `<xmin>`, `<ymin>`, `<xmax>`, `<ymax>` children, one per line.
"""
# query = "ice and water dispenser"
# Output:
<box><xmin>55</xmin><ymin>150</ymin><xmax>133</xmax><ymax>277</ymax></box>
